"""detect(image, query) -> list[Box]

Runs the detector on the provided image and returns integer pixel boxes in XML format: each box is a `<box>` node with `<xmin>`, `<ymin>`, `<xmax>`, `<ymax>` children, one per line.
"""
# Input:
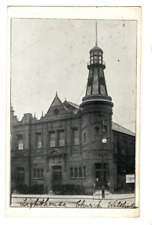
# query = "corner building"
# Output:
<box><xmin>11</xmin><ymin>44</ymin><xmax>135</xmax><ymax>194</ymax></box>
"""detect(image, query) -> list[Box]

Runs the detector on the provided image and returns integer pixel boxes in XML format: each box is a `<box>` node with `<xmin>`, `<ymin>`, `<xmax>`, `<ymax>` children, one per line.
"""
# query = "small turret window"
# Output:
<box><xmin>103</xmin><ymin>125</ymin><xmax>107</xmax><ymax>134</ymax></box>
<box><xmin>83</xmin><ymin>133</ymin><xmax>86</xmax><ymax>142</ymax></box>
<box><xmin>95</xmin><ymin>126</ymin><xmax>100</xmax><ymax>134</ymax></box>
<box><xmin>99</xmin><ymin>56</ymin><xmax>102</xmax><ymax>64</ymax></box>
<box><xmin>94</xmin><ymin>56</ymin><xmax>98</xmax><ymax>64</ymax></box>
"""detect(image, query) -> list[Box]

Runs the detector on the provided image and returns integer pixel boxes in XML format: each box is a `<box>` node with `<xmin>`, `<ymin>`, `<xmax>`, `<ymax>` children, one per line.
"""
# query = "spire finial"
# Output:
<box><xmin>95</xmin><ymin>21</ymin><xmax>98</xmax><ymax>46</ymax></box>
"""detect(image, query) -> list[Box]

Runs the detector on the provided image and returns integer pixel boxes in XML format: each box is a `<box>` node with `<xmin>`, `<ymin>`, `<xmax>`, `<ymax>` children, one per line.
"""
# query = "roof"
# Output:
<box><xmin>65</xmin><ymin>100</ymin><xmax>80</xmax><ymax>110</ymax></box>
<box><xmin>90</xmin><ymin>45</ymin><xmax>103</xmax><ymax>52</ymax></box>
<box><xmin>112</xmin><ymin>122</ymin><xmax>135</xmax><ymax>136</ymax></box>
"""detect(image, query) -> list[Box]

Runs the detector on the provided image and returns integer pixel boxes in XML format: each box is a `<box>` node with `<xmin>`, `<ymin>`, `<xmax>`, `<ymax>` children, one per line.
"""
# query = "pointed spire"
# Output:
<box><xmin>41</xmin><ymin>111</ymin><xmax>43</xmax><ymax>117</ymax></box>
<box><xmin>95</xmin><ymin>21</ymin><xmax>98</xmax><ymax>46</ymax></box>
<box><xmin>56</xmin><ymin>91</ymin><xmax>58</xmax><ymax>97</ymax></box>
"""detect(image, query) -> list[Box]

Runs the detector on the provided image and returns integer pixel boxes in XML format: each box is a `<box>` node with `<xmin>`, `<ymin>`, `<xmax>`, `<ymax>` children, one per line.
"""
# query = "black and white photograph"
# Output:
<box><xmin>6</xmin><ymin>6</ymin><xmax>141</xmax><ymax>217</ymax></box>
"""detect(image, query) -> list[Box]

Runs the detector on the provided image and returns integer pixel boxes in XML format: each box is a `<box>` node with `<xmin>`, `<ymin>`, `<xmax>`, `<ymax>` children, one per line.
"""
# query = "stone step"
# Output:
<box><xmin>93</xmin><ymin>190</ymin><xmax>110</xmax><ymax>196</ymax></box>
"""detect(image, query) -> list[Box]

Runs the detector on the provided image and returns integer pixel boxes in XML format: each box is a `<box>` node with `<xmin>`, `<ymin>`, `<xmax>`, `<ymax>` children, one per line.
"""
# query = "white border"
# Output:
<box><xmin>0</xmin><ymin>0</ymin><xmax>152</xmax><ymax>224</ymax></box>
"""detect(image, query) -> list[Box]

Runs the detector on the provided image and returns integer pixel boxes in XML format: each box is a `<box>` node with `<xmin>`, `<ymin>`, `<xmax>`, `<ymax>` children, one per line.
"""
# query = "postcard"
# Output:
<box><xmin>6</xmin><ymin>6</ymin><xmax>141</xmax><ymax>218</ymax></box>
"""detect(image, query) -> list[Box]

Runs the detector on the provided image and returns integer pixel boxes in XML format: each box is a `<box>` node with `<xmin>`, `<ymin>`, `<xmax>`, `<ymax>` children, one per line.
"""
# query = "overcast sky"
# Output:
<box><xmin>11</xmin><ymin>19</ymin><xmax>137</xmax><ymax>132</ymax></box>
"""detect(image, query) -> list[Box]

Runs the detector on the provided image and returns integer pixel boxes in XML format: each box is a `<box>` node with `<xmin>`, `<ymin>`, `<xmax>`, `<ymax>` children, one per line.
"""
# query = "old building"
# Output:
<box><xmin>11</xmin><ymin>43</ymin><xmax>135</xmax><ymax>195</ymax></box>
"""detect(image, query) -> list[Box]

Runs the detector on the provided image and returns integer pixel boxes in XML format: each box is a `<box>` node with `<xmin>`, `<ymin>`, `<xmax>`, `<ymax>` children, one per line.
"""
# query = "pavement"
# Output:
<box><xmin>11</xmin><ymin>191</ymin><xmax>136</xmax><ymax>209</ymax></box>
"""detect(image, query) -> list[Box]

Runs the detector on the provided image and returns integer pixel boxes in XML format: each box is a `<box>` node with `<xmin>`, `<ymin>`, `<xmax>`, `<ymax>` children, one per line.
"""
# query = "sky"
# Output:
<box><xmin>11</xmin><ymin>19</ymin><xmax>137</xmax><ymax>132</ymax></box>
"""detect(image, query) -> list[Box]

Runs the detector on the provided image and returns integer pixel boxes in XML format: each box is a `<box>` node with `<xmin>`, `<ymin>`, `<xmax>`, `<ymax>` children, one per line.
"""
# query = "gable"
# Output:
<box><xmin>51</xmin><ymin>95</ymin><xmax>63</xmax><ymax>107</ymax></box>
<box><xmin>45</xmin><ymin>94</ymin><xmax>70</xmax><ymax>119</ymax></box>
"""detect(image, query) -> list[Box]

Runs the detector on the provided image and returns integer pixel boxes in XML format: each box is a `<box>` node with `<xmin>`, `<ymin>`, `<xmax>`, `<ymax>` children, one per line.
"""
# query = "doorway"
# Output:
<box><xmin>95</xmin><ymin>163</ymin><xmax>108</xmax><ymax>188</ymax></box>
<box><xmin>52</xmin><ymin>166</ymin><xmax>62</xmax><ymax>185</ymax></box>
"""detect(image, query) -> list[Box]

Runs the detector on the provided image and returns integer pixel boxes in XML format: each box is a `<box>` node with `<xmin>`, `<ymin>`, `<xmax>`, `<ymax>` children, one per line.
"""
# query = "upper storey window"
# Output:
<box><xmin>73</xmin><ymin>129</ymin><xmax>79</xmax><ymax>145</ymax></box>
<box><xmin>58</xmin><ymin>130</ymin><xmax>65</xmax><ymax>147</ymax></box>
<box><xmin>36</xmin><ymin>133</ymin><xmax>42</xmax><ymax>149</ymax></box>
<box><xmin>17</xmin><ymin>134</ymin><xmax>23</xmax><ymax>150</ymax></box>
<box><xmin>50</xmin><ymin>132</ymin><xmax>56</xmax><ymax>147</ymax></box>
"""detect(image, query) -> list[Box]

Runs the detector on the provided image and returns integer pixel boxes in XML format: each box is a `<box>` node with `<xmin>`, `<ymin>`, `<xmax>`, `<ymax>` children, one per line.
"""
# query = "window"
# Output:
<box><xmin>16</xmin><ymin>167</ymin><xmax>24</xmax><ymax>184</ymax></box>
<box><xmin>33</xmin><ymin>168</ymin><xmax>43</xmax><ymax>179</ymax></box>
<box><xmin>91</xmin><ymin>57</ymin><xmax>93</xmax><ymax>64</ymax></box>
<box><xmin>36</xmin><ymin>133</ymin><xmax>42</xmax><ymax>149</ymax></box>
<box><xmin>99</xmin><ymin>56</ymin><xmax>102</xmax><ymax>64</ymax></box>
<box><xmin>94</xmin><ymin>56</ymin><xmax>98</xmax><ymax>64</ymax></box>
<box><xmin>83</xmin><ymin>133</ymin><xmax>86</xmax><ymax>142</ymax></box>
<box><xmin>74</xmin><ymin>168</ymin><xmax>78</xmax><ymax>177</ymax></box>
<box><xmin>73</xmin><ymin>129</ymin><xmax>79</xmax><ymax>145</ymax></box>
<box><xmin>103</xmin><ymin>125</ymin><xmax>107</xmax><ymax>134</ymax></box>
<box><xmin>95</xmin><ymin>126</ymin><xmax>100</xmax><ymax>134</ymax></box>
<box><xmin>84</xmin><ymin>166</ymin><xmax>86</xmax><ymax>177</ymax></box>
<box><xmin>54</xmin><ymin>108</ymin><xmax>59</xmax><ymax>115</ymax></box>
<box><xmin>18</xmin><ymin>135</ymin><xmax>23</xmax><ymax>150</ymax></box>
<box><xmin>58</xmin><ymin>130</ymin><xmax>65</xmax><ymax>146</ymax></box>
<box><xmin>79</xmin><ymin>167</ymin><xmax>82</xmax><ymax>177</ymax></box>
<box><xmin>70</xmin><ymin>168</ymin><xmax>73</xmax><ymax>178</ymax></box>
<box><xmin>50</xmin><ymin>132</ymin><xmax>55</xmax><ymax>147</ymax></box>
<box><xmin>70</xmin><ymin>167</ymin><xmax>83</xmax><ymax>178</ymax></box>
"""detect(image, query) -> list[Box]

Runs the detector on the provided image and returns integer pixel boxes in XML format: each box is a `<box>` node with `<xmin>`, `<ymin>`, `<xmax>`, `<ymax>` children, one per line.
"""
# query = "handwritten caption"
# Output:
<box><xmin>19</xmin><ymin>198</ymin><xmax>135</xmax><ymax>209</ymax></box>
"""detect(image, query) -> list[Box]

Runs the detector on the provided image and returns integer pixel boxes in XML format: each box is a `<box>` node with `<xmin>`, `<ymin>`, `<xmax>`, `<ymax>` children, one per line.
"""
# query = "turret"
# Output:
<box><xmin>80</xmin><ymin>25</ymin><xmax>114</xmax><ymax>193</ymax></box>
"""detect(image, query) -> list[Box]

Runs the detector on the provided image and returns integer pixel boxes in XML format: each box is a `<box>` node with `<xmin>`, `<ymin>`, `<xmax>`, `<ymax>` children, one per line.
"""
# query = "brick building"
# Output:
<box><xmin>11</xmin><ymin>43</ymin><xmax>135</xmax><ymax>194</ymax></box>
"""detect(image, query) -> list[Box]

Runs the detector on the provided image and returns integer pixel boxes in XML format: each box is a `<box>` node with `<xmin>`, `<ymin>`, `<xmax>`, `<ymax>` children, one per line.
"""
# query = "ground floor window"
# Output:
<box><xmin>33</xmin><ymin>168</ymin><xmax>43</xmax><ymax>179</ymax></box>
<box><xmin>70</xmin><ymin>166</ymin><xmax>86</xmax><ymax>178</ymax></box>
<box><xmin>15</xmin><ymin>167</ymin><xmax>25</xmax><ymax>184</ymax></box>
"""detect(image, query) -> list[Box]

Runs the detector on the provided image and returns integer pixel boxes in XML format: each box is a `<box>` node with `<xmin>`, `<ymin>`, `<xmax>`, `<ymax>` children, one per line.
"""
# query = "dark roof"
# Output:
<box><xmin>112</xmin><ymin>122</ymin><xmax>135</xmax><ymax>136</ymax></box>
<box><xmin>65</xmin><ymin>101</ymin><xmax>80</xmax><ymax>110</ymax></box>
<box><xmin>90</xmin><ymin>45</ymin><xmax>103</xmax><ymax>52</ymax></box>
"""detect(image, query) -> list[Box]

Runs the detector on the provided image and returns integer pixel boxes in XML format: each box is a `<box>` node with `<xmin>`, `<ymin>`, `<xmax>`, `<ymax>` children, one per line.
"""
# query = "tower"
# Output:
<box><xmin>80</xmin><ymin>28</ymin><xmax>114</xmax><ymax>193</ymax></box>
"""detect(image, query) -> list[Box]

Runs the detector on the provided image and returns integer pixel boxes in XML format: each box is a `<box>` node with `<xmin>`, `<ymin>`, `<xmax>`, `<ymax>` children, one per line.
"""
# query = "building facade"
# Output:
<box><xmin>11</xmin><ymin>43</ymin><xmax>135</xmax><ymax>194</ymax></box>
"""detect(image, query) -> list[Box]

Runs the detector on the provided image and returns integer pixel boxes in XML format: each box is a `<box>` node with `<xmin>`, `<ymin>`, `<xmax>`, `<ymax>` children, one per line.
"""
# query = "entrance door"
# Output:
<box><xmin>52</xmin><ymin>166</ymin><xmax>62</xmax><ymax>185</ymax></box>
<box><xmin>95</xmin><ymin>163</ymin><xmax>108</xmax><ymax>188</ymax></box>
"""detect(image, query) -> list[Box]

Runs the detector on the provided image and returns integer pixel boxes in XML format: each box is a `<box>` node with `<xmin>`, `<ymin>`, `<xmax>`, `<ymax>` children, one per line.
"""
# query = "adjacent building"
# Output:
<box><xmin>11</xmin><ymin>43</ymin><xmax>135</xmax><ymax>194</ymax></box>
